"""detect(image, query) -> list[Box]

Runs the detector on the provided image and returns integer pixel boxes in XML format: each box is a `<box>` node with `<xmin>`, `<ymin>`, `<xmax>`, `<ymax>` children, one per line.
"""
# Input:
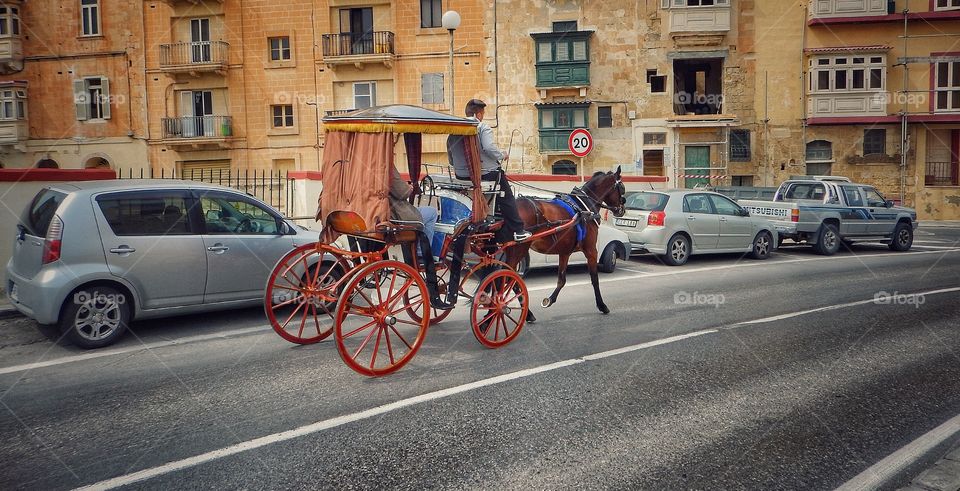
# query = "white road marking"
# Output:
<box><xmin>836</xmin><ymin>412</ymin><xmax>960</xmax><ymax>491</ymax></box>
<box><xmin>910</xmin><ymin>245</ymin><xmax>960</xmax><ymax>250</ymax></box>
<box><xmin>5</xmin><ymin>248</ymin><xmax>959</xmax><ymax>375</ymax></box>
<box><xmin>0</xmin><ymin>325</ymin><xmax>270</xmax><ymax>376</ymax></box>
<box><xmin>732</xmin><ymin>286</ymin><xmax>960</xmax><ymax>326</ymax></box>
<box><xmin>75</xmin><ymin>329</ymin><xmax>717</xmax><ymax>490</ymax></box>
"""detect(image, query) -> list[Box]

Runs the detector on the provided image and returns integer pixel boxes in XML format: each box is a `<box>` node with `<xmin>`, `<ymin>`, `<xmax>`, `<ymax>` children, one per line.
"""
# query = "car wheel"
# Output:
<box><xmin>61</xmin><ymin>286</ymin><xmax>131</xmax><ymax>349</ymax></box>
<box><xmin>750</xmin><ymin>231</ymin><xmax>773</xmax><ymax>260</ymax></box>
<box><xmin>662</xmin><ymin>234</ymin><xmax>690</xmax><ymax>266</ymax></box>
<box><xmin>888</xmin><ymin>222</ymin><xmax>913</xmax><ymax>251</ymax></box>
<box><xmin>599</xmin><ymin>244</ymin><xmax>618</xmax><ymax>273</ymax></box>
<box><xmin>814</xmin><ymin>223</ymin><xmax>841</xmax><ymax>256</ymax></box>
<box><xmin>516</xmin><ymin>253</ymin><xmax>530</xmax><ymax>278</ymax></box>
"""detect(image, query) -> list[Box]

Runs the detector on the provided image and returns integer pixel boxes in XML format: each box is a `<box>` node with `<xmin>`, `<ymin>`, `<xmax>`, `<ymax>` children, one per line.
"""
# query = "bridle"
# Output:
<box><xmin>572</xmin><ymin>173</ymin><xmax>626</xmax><ymax>217</ymax></box>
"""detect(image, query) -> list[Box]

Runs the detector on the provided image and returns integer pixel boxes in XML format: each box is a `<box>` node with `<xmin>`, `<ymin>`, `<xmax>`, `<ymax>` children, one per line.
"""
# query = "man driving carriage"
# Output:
<box><xmin>447</xmin><ymin>99</ymin><xmax>531</xmax><ymax>243</ymax></box>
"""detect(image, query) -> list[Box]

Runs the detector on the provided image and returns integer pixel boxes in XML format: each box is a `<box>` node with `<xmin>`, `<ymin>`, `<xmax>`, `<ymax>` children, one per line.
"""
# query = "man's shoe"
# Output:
<box><xmin>514</xmin><ymin>231</ymin><xmax>532</xmax><ymax>242</ymax></box>
<box><xmin>429</xmin><ymin>296</ymin><xmax>455</xmax><ymax>311</ymax></box>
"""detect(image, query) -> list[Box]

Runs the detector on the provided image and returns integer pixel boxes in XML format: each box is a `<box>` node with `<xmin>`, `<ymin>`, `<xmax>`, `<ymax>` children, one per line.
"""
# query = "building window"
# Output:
<box><xmin>0</xmin><ymin>6</ymin><xmax>20</xmax><ymax>37</ymax></box>
<box><xmin>421</xmin><ymin>0</ymin><xmax>442</xmax><ymax>28</ymax></box>
<box><xmin>80</xmin><ymin>0</ymin><xmax>100</xmax><ymax>37</ymax></box>
<box><xmin>806</xmin><ymin>140</ymin><xmax>833</xmax><ymax>175</ymax></box>
<box><xmin>552</xmin><ymin>160</ymin><xmax>577</xmax><ymax>175</ymax></box>
<box><xmin>732</xmin><ymin>175</ymin><xmax>754</xmax><ymax>186</ymax></box>
<box><xmin>0</xmin><ymin>88</ymin><xmax>26</xmax><ymax>120</ymax></box>
<box><xmin>552</xmin><ymin>21</ymin><xmax>577</xmax><ymax>32</ymax></box>
<box><xmin>597</xmin><ymin>106</ymin><xmax>613</xmax><ymax>128</ymax></box>
<box><xmin>730</xmin><ymin>129</ymin><xmax>751</xmax><ymax>161</ymax></box>
<box><xmin>935</xmin><ymin>0</ymin><xmax>960</xmax><ymax>11</ymax></box>
<box><xmin>809</xmin><ymin>55</ymin><xmax>885</xmax><ymax>93</ymax></box>
<box><xmin>532</xmin><ymin>30</ymin><xmax>592</xmax><ymax>87</ymax></box>
<box><xmin>660</xmin><ymin>0</ymin><xmax>730</xmax><ymax>7</ymax></box>
<box><xmin>269</xmin><ymin>37</ymin><xmax>291</xmax><ymax>61</ymax></box>
<box><xmin>421</xmin><ymin>73</ymin><xmax>444</xmax><ymax>105</ymax></box>
<box><xmin>863</xmin><ymin>129</ymin><xmax>886</xmax><ymax>155</ymax></box>
<box><xmin>647</xmin><ymin>70</ymin><xmax>667</xmax><ymax>93</ymax></box>
<box><xmin>73</xmin><ymin>77</ymin><xmax>110</xmax><ymax>121</ymax></box>
<box><xmin>934</xmin><ymin>61</ymin><xmax>960</xmax><ymax>113</ymax></box>
<box><xmin>643</xmin><ymin>132</ymin><xmax>667</xmax><ymax>146</ymax></box>
<box><xmin>272</xmin><ymin>105</ymin><xmax>294</xmax><ymax>128</ymax></box>
<box><xmin>353</xmin><ymin>82</ymin><xmax>376</xmax><ymax>109</ymax></box>
<box><xmin>538</xmin><ymin>104</ymin><xmax>589</xmax><ymax>151</ymax></box>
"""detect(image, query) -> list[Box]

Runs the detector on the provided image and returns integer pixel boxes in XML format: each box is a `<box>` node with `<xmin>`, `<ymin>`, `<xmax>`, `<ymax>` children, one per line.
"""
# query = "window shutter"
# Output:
<box><xmin>661</xmin><ymin>0</ymin><xmax>670</xmax><ymax>8</ymax></box>
<box><xmin>421</xmin><ymin>74</ymin><xmax>430</xmax><ymax>104</ymax></box>
<box><xmin>100</xmin><ymin>77</ymin><xmax>111</xmax><ymax>119</ymax></box>
<box><xmin>73</xmin><ymin>79</ymin><xmax>89</xmax><ymax>121</ymax></box>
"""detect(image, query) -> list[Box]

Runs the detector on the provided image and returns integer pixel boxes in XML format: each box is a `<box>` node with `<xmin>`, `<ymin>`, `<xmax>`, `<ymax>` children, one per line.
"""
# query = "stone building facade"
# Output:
<box><xmin>0</xmin><ymin>0</ymin><xmax>150</xmax><ymax>170</ymax></box>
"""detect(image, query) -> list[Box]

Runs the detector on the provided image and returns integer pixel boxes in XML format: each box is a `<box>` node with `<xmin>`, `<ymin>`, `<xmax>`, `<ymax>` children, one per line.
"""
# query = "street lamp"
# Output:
<box><xmin>441</xmin><ymin>10</ymin><xmax>461</xmax><ymax>114</ymax></box>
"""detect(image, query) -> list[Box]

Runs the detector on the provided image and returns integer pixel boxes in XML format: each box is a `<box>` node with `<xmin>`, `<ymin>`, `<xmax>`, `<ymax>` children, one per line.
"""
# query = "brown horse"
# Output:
<box><xmin>502</xmin><ymin>166</ymin><xmax>627</xmax><ymax>321</ymax></box>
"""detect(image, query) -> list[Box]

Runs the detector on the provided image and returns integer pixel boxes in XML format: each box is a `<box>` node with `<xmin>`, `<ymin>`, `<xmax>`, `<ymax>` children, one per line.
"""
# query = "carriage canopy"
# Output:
<box><xmin>319</xmin><ymin>105</ymin><xmax>488</xmax><ymax>242</ymax></box>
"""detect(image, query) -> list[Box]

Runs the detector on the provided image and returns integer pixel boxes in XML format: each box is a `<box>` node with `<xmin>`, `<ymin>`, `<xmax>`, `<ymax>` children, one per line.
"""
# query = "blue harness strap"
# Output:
<box><xmin>548</xmin><ymin>197</ymin><xmax>586</xmax><ymax>243</ymax></box>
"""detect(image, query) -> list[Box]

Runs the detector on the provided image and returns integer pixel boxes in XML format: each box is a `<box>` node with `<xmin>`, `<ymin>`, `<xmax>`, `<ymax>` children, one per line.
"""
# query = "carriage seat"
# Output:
<box><xmin>429</xmin><ymin>173</ymin><xmax>499</xmax><ymax>194</ymax></box>
<box><xmin>327</xmin><ymin>211</ymin><xmax>421</xmax><ymax>243</ymax></box>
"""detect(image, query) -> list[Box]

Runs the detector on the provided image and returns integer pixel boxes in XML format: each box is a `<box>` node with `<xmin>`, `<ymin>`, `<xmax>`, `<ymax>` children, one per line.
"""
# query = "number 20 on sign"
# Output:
<box><xmin>568</xmin><ymin>128</ymin><xmax>593</xmax><ymax>158</ymax></box>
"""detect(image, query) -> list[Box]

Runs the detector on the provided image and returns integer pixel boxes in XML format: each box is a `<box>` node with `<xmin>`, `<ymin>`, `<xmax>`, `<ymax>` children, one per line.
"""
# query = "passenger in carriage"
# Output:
<box><xmin>447</xmin><ymin>99</ymin><xmax>531</xmax><ymax>243</ymax></box>
<box><xmin>389</xmin><ymin>167</ymin><xmax>453</xmax><ymax>310</ymax></box>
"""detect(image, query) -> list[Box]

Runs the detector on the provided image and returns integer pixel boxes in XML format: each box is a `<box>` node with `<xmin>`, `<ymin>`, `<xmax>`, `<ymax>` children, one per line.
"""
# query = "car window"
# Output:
<box><xmin>708</xmin><ymin>194</ymin><xmax>743</xmax><ymax>216</ymax></box>
<box><xmin>862</xmin><ymin>187</ymin><xmax>887</xmax><ymax>207</ymax></box>
<box><xmin>200</xmin><ymin>195</ymin><xmax>279</xmax><ymax>235</ymax></box>
<box><xmin>23</xmin><ymin>188</ymin><xmax>66</xmax><ymax>236</ymax></box>
<box><xmin>784</xmin><ymin>183</ymin><xmax>827</xmax><ymax>201</ymax></box>
<box><xmin>683</xmin><ymin>194</ymin><xmax>714</xmax><ymax>214</ymax></box>
<box><xmin>840</xmin><ymin>185</ymin><xmax>864</xmax><ymax>207</ymax></box>
<box><xmin>625</xmin><ymin>192</ymin><xmax>669</xmax><ymax>211</ymax></box>
<box><xmin>97</xmin><ymin>194</ymin><xmax>193</xmax><ymax>236</ymax></box>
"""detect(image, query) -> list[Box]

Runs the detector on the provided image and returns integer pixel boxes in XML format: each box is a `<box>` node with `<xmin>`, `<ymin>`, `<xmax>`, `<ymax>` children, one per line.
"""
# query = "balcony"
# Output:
<box><xmin>325</xmin><ymin>109</ymin><xmax>356</xmax><ymax>117</ymax></box>
<box><xmin>0</xmin><ymin>37</ymin><xmax>22</xmax><ymax>74</ymax></box>
<box><xmin>321</xmin><ymin>31</ymin><xmax>395</xmax><ymax>69</ymax></box>
<box><xmin>925</xmin><ymin>161</ymin><xmax>958</xmax><ymax>187</ymax></box>
<box><xmin>161</xmin><ymin>115</ymin><xmax>233</xmax><ymax>149</ymax></box>
<box><xmin>0</xmin><ymin>119</ymin><xmax>27</xmax><ymax>146</ymax></box>
<box><xmin>810</xmin><ymin>0</ymin><xmax>891</xmax><ymax>18</ymax></box>
<box><xmin>667</xmin><ymin>7</ymin><xmax>731</xmax><ymax>33</ymax></box>
<box><xmin>159</xmin><ymin>41</ymin><xmax>229</xmax><ymax>76</ymax></box>
<box><xmin>807</xmin><ymin>92</ymin><xmax>887</xmax><ymax>118</ymax></box>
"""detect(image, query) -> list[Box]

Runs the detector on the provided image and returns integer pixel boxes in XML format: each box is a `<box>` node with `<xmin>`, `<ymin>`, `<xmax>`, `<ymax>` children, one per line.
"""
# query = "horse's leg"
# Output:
<box><xmin>542</xmin><ymin>253</ymin><xmax>569</xmax><ymax>308</ymax></box>
<box><xmin>583</xmin><ymin>236</ymin><xmax>610</xmax><ymax>315</ymax></box>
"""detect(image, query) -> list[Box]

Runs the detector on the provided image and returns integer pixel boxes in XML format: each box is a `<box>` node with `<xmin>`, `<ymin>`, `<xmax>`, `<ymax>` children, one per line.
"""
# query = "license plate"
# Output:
<box><xmin>616</xmin><ymin>218</ymin><xmax>639</xmax><ymax>228</ymax></box>
<box><xmin>9</xmin><ymin>284</ymin><xmax>18</xmax><ymax>303</ymax></box>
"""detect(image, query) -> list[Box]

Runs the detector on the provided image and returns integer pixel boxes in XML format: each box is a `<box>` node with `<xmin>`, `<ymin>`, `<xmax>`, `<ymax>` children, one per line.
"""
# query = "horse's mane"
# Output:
<box><xmin>591</xmin><ymin>171</ymin><xmax>607</xmax><ymax>178</ymax></box>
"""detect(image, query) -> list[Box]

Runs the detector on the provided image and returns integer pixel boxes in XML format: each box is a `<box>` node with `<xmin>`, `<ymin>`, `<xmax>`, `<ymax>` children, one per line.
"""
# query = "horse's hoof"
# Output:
<box><xmin>541</xmin><ymin>298</ymin><xmax>553</xmax><ymax>308</ymax></box>
<box><xmin>527</xmin><ymin>314</ymin><xmax>537</xmax><ymax>324</ymax></box>
<box><xmin>599</xmin><ymin>305</ymin><xmax>610</xmax><ymax>315</ymax></box>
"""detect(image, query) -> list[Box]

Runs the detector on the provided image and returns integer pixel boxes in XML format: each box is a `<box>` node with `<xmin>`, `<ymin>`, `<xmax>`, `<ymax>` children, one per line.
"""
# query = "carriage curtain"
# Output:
<box><xmin>318</xmin><ymin>131</ymin><xmax>393</xmax><ymax>243</ymax></box>
<box><xmin>403</xmin><ymin>133</ymin><xmax>422</xmax><ymax>201</ymax></box>
<box><xmin>463</xmin><ymin>135</ymin><xmax>489</xmax><ymax>222</ymax></box>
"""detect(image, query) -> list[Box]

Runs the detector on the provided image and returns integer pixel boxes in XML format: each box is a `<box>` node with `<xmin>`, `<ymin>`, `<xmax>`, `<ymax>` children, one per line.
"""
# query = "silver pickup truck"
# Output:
<box><xmin>738</xmin><ymin>178</ymin><xmax>918</xmax><ymax>255</ymax></box>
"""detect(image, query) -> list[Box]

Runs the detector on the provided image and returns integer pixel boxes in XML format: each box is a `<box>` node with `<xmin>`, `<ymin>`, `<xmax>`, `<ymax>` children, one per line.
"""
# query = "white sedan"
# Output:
<box><xmin>515</xmin><ymin>223</ymin><xmax>630</xmax><ymax>277</ymax></box>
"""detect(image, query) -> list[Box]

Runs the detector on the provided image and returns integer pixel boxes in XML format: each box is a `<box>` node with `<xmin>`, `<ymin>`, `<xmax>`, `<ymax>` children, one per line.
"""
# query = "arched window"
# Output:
<box><xmin>805</xmin><ymin>140</ymin><xmax>833</xmax><ymax>176</ymax></box>
<box><xmin>85</xmin><ymin>156</ymin><xmax>111</xmax><ymax>169</ymax></box>
<box><xmin>552</xmin><ymin>160</ymin><xmax>577</xmax><ymax>175</ymax></box>
<box><xmin>36</xmin><ymin>158</ymin><xmax>59</xmax><ymax>168</ymax></box>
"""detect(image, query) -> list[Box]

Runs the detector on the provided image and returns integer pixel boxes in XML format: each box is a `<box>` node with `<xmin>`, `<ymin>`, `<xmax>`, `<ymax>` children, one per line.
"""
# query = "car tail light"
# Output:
<box><xmin>648</xmin><ymin>211</ymin><xmax>666</xmax><ymax>227</ymax></box>
<box><xmin>791</xmin><ymin>209</ymin><xmax>800</xmax><ymax>223</ymax></box>
<box><xmin>41</xmin><ymin>216</ymin><xmax>63</xmax><ymax>265</ymax></box>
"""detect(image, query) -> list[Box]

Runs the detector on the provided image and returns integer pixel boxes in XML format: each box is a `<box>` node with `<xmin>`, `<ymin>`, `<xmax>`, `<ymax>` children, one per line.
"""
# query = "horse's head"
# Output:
<box><xmin>588</xmin><ymin>165</ymin><xmax>626</xmax><ymax>217</ymax></box>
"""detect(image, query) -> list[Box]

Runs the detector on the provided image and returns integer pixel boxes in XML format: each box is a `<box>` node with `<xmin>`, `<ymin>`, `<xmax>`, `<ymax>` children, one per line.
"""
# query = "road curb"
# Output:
<box><xmin>0</xmin><ymin>307</ymin><xmax>23</xmax><ymax>320</ymax></box>
<box><xmin>900</xmin><ymin>441</ymin><xmax>960</xmax><ymax>491</ymax></box>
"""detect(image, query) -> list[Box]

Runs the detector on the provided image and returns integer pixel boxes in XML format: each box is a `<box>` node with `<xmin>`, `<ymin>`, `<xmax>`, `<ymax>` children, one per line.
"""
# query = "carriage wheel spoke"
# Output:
<box><xmin>385</xmin><ymin>328</ymin><xmax>396</xmax><ymax>365</ymax></box>
<box><xmin>309</xmin><ymin>303</ymin><xmax>323</xmax><ymax>336</ymax></box>
<box><xmin>477</xmin><ymin>310</ymin><xmax>497</xmax><ymax>329</ymax></box>
<box><xmin>343</xmin><ymin>319</ymin><xmax>377</xmax><ymax>339</ymax></box>
<box><xmin>394</xmin><ymin>318</ymin><xmax>422</xmax><ymax>327</ymax></box>
<box><xmin>352</xmin><ymin>323</ymin><xmax>379</xmax><ymax>359</ymax></box>
<box><xmin>280</xmin><ymin>300</ymin><xmax>305</xmax><ymax>328</ymax></box>
<box><xmin>296</xmin><ymin>303</ymin><xmax>310</xmax><ymax>338</ymax></box>
<box><xmin>272</xmin><ymin>295</ymin><xmax>303</xmax><ymax>310</ymax></box>
<box><xmin>369</xmin><ymin>328</ymin><xmax>383</xmax><ymax>369</ymax></box>
<box><xmin>389</xmin><ymin>325</ymin><xmax>414</xmax><ymax>350</ymax></box>
<box><xmin>385</xmin><ymin>276</ymin><xmax>415</xmax><ymax>310</ymax></box>
<box><xmin>390</xmin><ymin>299</ymin><xmax>423</xmax><ymax>317</ymax></box>
<box><xmin>505</xmin><ymin>311</ymin><xmax>521</xmax><ymax>329</ymax></box>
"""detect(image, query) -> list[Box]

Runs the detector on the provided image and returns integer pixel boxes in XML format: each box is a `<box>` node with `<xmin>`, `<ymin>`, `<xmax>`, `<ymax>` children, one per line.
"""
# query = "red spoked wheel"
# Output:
<box><xmin>335</xmin><ymin>260</ymin><xmax>430</xmax><ymax>376</ymax></box>
<box><xmin>265</xmin><ymin>243</ymin><xmax>346</xmax><ymax>345</ymax></box>
<box><xmin>403</xmin><ymin>264</ymin><xmax>453</xmax><ymax>326</ymax></box>
<box><xmin>471</xmin><ymin>269</ymin><xmax>528</xmax><ymax>348</ymax></box>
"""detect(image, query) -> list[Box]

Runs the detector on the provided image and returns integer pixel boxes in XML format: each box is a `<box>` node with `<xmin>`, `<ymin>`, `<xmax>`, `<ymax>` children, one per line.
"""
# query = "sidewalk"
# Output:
<box><xmin>900</xmin><ymin>440</ymin><xmax>960</xmax><ymax>491</ymax></box>
<box><xmin>0</xmin><ymin>294</ymin><xmax>20</xmax><ymax>319</ymax></box>
<box><xmin>921</xmin><ymin>221</ymin><xmax>960</xmax><ymax>228</ymax></box>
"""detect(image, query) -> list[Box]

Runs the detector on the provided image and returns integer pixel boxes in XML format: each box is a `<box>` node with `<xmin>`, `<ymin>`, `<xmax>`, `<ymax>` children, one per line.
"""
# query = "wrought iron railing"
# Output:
<box><xmin>162</xmin><ymin>115</ymin><xmax>233</xmax><ymax>139</ymax></box>
<box><xmin>925</xmin><ymin>161</ymin><xmax>958</xmax><ymax>186</ymax></box>
<box><xmin>324</xmin><ymin>109</ymin><xmax>356</xmax><ymax>116</ymax></box>
<box><xmin>321</xmin><ymin>31</ymin><xmax>395</xmax><ymax>58</ymax></box>
<box><xmin>159</xmin><ymin>41</ymin><xmax>229</xmax><ymax>68</ymax></box>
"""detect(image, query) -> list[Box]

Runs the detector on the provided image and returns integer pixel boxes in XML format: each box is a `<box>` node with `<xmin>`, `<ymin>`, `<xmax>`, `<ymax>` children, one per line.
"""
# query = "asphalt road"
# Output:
<box><xmin>1</xmin><ymin>226</ymin><xmax>959</xmax><ymax>490</ymax></box>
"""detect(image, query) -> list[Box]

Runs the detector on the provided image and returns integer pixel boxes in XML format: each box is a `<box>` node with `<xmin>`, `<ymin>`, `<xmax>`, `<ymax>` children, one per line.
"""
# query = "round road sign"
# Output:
<box><xmin>568</xmin><ymin>128</ymin><xmax>593</xmax><ymax>158</ymax></box>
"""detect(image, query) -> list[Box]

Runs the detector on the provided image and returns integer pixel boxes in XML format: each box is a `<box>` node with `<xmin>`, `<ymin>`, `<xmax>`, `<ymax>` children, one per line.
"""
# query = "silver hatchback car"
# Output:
<box><xmin>6</xmin><ymin>180</ymin><xmax>318</xmax><ymax>348</ymax></box>
<box><xmin>608</xmin><ymin>190</ymin><xmax>778</xmax><ymax>266</ymax></box>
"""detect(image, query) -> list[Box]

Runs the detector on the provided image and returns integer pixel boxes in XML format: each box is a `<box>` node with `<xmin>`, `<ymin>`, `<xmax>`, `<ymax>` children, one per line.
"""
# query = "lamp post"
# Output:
<box><xmin>441</xmin><ymin>10</ymin><xmax>461</xmax><ymax>114</ymax></box>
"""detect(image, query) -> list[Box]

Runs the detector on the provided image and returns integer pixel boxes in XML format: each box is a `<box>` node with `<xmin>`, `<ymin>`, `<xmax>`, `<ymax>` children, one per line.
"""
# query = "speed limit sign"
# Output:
<box><xmin>568</xmin><ymin>128</ymin><xmax>593</xmax><ymax>158</ymax></box>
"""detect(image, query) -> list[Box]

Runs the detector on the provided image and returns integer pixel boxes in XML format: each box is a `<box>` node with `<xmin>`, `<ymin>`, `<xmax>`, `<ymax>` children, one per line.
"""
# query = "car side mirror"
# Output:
<box><xmin>884</xmin><ymin>200</ymin><xmax>894</xmax><ymax>208</ymax></box>
<box><xmin>277</xmin><ymin>219</ymin><xmax>292</xmax><ymax>235</ymax></box>
<box><xmin>740</xmin><ymin>208</ymin><xmax>750</xmax><ymax>217</ymax></box>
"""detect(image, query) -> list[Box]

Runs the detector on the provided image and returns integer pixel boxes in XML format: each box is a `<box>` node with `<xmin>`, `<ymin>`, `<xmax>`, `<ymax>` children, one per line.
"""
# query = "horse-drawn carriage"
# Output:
<box><xmin>264</xmin><ymin>105</ymin><xmax>626</xmax><ymax>376</ymax></box>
